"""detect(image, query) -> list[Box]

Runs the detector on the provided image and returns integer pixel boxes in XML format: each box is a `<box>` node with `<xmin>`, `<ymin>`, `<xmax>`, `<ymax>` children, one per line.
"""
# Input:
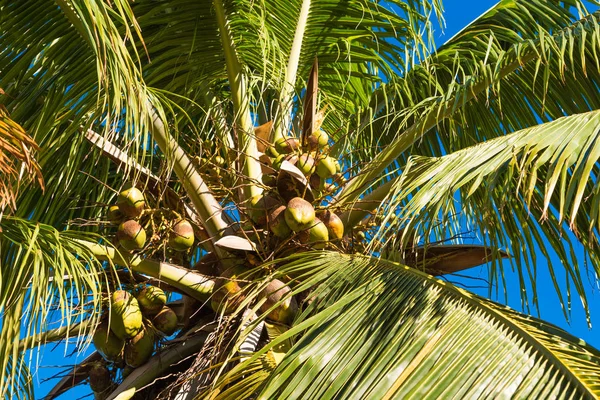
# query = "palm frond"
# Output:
<box><xmin>337</xmin><ymin>2</ymin><xmax>600</xmax><ymax>203</ymax></box>
<box><xmin>0</xmin><ymin>217</ymin><xmax>113</xmax><ymax>397</ymax></box>
<box><xmin>210</xmin><ymin>252</ymin><xmax>600</xmax><ymax>399</ymax></box>
<box><xmin>346</xmin><ymin>109</ymin><xmax>600</xmax><ymax>317</ymax></box>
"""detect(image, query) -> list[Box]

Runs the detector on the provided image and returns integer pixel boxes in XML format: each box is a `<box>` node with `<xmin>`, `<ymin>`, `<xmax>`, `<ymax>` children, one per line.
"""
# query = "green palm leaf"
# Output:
<box><xmin>0</xmin><ymin>217</ymin><xmax>113</xmax><ymax>397</ymax></box>
<box><xmin>226</xmin><ymin>253</ymin><xmax>600</xmax><ymax>399</ymax></box>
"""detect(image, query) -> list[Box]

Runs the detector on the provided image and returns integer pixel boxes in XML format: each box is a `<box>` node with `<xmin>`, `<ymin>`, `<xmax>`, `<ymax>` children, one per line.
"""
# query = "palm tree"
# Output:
<box><xmin>2</xmin><ymin>0</ymin><xmax>600</xmax><ymax>398</ymax></box>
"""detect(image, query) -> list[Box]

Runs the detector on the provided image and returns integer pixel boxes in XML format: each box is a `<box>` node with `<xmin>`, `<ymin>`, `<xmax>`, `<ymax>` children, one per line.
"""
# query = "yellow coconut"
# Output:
<box><xmin>110</xmin><ymin>290</ymin><xmax>143</xmax><ymax>339</ymax></box>
<box><xmin>210</xmin><ymin>266</ymin><xmax>246</xmax><ymax>315</ymax></box>
<box><xmin>116</xmin><ymin>220</ymin><xmax>146</xmax><ymax>251</ymax></box>
<box><xmin>93</xmin><ymin>322</ymin><xmax>125</xmax><ymax>362</ymax></box>
<box><xmin>318</xmin><ymin>210</ymin><xmax>344</xmax><ymax>240</ymax></box>
<box><xmin>136</xmin><ymin>286</ymin><xmax>167</xmax><ymax>316</ymax></box>
<box><xmin>117</xmin><ymin>186</ymin><xmax>145</xmax><ymax>217</ymax></box>
<box><xmin>316</xmin><ymin>156</ymin><xmax>339</xmax><ymax>179</ymax></box>
<box><xmin>168</xmin><ymin>219</ymin><xmax>195</xmax><ymax>251</ymax></box>
<box><xmin>284</xmin><ymin>197</ymin><xmax>315</xmax><ymax>232</ymax></box>
<box><xmin>107</xmin><ymin>205</ymin><xmax>124</xmax><ymax>224</ymax></box>
<box><xmin>298</xmin><ymin>218</ymin><xmax>329</xmax><ymax>249</ymax></box>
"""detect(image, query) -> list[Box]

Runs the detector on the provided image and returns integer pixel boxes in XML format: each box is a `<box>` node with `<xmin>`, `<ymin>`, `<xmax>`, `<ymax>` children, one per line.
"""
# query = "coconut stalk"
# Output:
<box><xmin>148</xmin><ymin>105</ymin><xmax>232</xmax><ymax>243</ymax></box>
<box><xmin>213</xmin><ymin>0</ymin><xmax>263</xmax><ymax>203</ymax></box>
<box><xmin>18</xmin><ymin>319</ymin><xmax>93</xmax><ymax>352</ymax></box>
<box><xmin>105</xmin><ymin>329</ymin><xmax>210</xmax><ymax>400</ymax></box>
<box><xmin>79</xmin><ymin>241</ymin><xmax>214</xmax><ymax>301</ymax></box>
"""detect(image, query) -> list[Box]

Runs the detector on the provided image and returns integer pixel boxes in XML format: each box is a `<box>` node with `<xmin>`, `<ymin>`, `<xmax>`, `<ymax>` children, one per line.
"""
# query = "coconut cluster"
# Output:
<box><xmin>207</xmin><ymin>129</ymin><xmax>349</xmax><ymax>324</ymax></box>
<box><xmin>107</xmin><ymin>184</ymin><xmax>195</xmax><ymax>254</ymax></box>
<box><xmin>91</xmin><ymin>286</ymin><xmax>180</xmax><ymax>391</ymax></box>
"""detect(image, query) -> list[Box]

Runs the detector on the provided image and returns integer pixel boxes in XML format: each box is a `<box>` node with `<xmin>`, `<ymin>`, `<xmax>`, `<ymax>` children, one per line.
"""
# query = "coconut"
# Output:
<box><xmin>298</xmin><ymin>218</ymin><xmax>329</xmax><ymax>249</ymax></box>
<box><xmin>107</xmin><ymin>205</ymin><xmax>124</xmax><ymax>224</ymax></box>
<box><xmin>296</xmin><ymin>153</ymin><xmax>316</xmax><ymax>176</ymax></box>
<box><xmin>93</xmin><ymin>322</ymin><xmax>125</xmax><ymax>362</ymax></box>
<box><xmin>275</xmin><ymin>137</ymin><xmax>300</xmax><ymax>154</ymax></box>
<box><xmin>117</xmin><ymin>186</ymin><xmax>145</xmax><ymax>217</ymax></box>
<box><xmin>265</xmin><ymin>144</ymin><xmax>279</xmax><ymax>158</ymax></box>
<box><xmin>284</xmin><ymin>197</ymin><xmax>315</xmax><ymax>232</ymax></box>
<box><xmin>116</xmin><ymin>220</ymin><xmax>146</xmax><ymax>251</ymax></box>
<box><xmin>124</xmin><ymin>327</ymin><xmax>155</xmax><ymax>368</ymax></box>
<box><xmin>152</xmin><ymin>306</ymin><xmax>179</xmax><ymax>336</ymax></box>
<box><xmin>272</xmin><ymin>154</ymin><xmax>286</xmax><ymax>170</ymax></box>
<box><xmin>306</xmin><ymin>130</ymin><xmax>329</xmax><ymax>151</ymax></box>
<box><xmin>318</xmin><ymin>210</ymin><xmax>344</xmax><ymax>240</ymax></box>
<box><xmin>316</xmin><ymin>156</ymin><xmax>339</xmax><ymax>179</ymax></box>
<box><xmin>249</xmin><ymin>195</ymin><xmax>281</xmax><ymax>226</ymax></box>
<box><xmin>210</xmin><ymin>266</ymin><xmax>246</xmax><ymax>314</ymax></box>
<box><xmin>110</xmin><ymin>290</ymin><xmax>143</xmax><ymax>339</ymax></box>
<box><xmin>136</xmin><ymin>286</ymin><xmax>166</xmax><ymax>316</ymax></box>
<box><xmin>168</xmin><ymin>219</ymin><xmax>195</xmax><ymax>251</ymax></box>
<box><xmin>88</xmin><ymin>362</ymin><xmax>112</xmax><ymax>393</ymax></box>
<box><xmin>213</xmin><ymin>155</ymin><xmax>226</xmax><ymax>167</ymax></box>
<box><xmin>267</xmin><ymin>205</ymin><xmax>291</xmax><ymax>238</ymax></box>
<box><xmin>261</xmin><ymin>173</ymin><xmax>277</xmax><ymax>187</ymax></box>
<box><xmin>259</xmin><ymin>279</ymin><xmax>298</xmax><ymax>323</ymax></box>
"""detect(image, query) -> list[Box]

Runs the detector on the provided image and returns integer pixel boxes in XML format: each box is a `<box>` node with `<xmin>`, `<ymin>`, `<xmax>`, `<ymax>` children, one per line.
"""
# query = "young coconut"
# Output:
<box><xmin>110</xmin><ymin>290</ymin><xmax>143</xmax><ymax>339</ymax></box>
<box><xmin>259</xmin><ymin>279</ymin><xmax>298</xmax><ymax>324</ymax></box>
<box><xmin>306</xmin><ymin>130</ymin><xmax>329</xmax><ymax>151</ymax></box>
<box><xmin>136</xmin><ymin>286</ymin><xmax>167</xmax><ymax>316</ymax></box>
<box><xmin>152</xmin><ymin>306</ymin><xmax>179</xmax><ymax>336</ymax></box>
<box><xmin>117</xmin><ymin>186</ymin><xmax>145</xmax><ymax>217</ymax></box>
<box><xmin>298</xmin><ymin>218</ymin><xmax>329</xmax><ymax>249</ymax></box>
<box><xmin>296</xmin><ymin>153</ymin><xmax>316</xmax><ymax>176</ymax></box>
<box><xmin>124</xmin><ymin>327</ymin><xmax>155</xmax><ymax>368</ymax></box>
<box><xmin>107</xmin><ymin>205</ymin><xmax>124</xmax><ymax>224</ymax></box>
<box><xmin>284</xmin><ymin>197</ymin><xmax>315</xmax><ymax>232</ymax></box>
<box><xmin>88</xmin><ymin>362</ymin><xmax>112</xmax><ymax>394</ymax></box>
<box><xmin>93</xmin><ymin>322</ymin><xmax>125</xmax><ymax>362</ymax></box>
<box><xmin>318</xmin><ymin>210</ymin><xmax>344</xmax><ymax>240</ymax></box>
<box><xmin>168</xmin><ymin>219</ymin><xmax>195</xmax><ymax>251</ymax></box>
<box><xmin>116</xmin><ymin>220</ymin><xmax>146</xmax><ymax>251</ymax></box>
<box><xmin>274</xmin><ymin>137</ymin><xmax>300</xmax><ymax>154</ymax></box>
<box><xmin>316</xmin><ymin>156</ymin><xmax>339</xmax><ymax>179</ymax></box>
<box><xmin>267</xmin><ymin>205</ymin><xmax>291</xmax><ymax>238</ymax></box>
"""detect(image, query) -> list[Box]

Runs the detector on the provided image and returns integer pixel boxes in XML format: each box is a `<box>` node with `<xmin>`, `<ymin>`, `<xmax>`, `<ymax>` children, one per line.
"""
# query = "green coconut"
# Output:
<box><xmin>259</xmin><ymin>279</ymin><xmax>298</xmax><ymax>324</ymax></box>
<box><xmin>210</xmin><ymin>266</ymin><xmax>246</xmax><ymax>315</ymax></box>
<box><xmin>318</xmin><ymin>210</ymin><xmax>344</xmax><ymax>240</ymax></box>
<box><xmin>117</xmin><ymin>220</ymin><xmax>146</xmax><ymax>251</ymax></box>
<box><xmin>296</xmin><ymin>153</ymin><xmax>316</xmax><ymax>176</ymax></box>
<box><xmin>274</xmin><ymin>137</ymin><xmax>300</xmax><ymax>154</ymax></box>
<box><xmin>168</xmin><ymin>219</ymin><xmax>195</xmax><ymax>251</ymax></box>
<box><xmin>298</xmin><ymin>218</ymin><xmax>329</xmax><ymax>249</ymax></box>
<box><xmin>107</xmin><ymin>205</ymin><xmax>124</xmax><ymax>224</ymax></box>
<box><xmin>124</xmin><ymin>327</ymin><xmax>155</xmax><ymax>368</ymax></box>
<box><xmin>316</xmin><ymin>156</ymin><xmax>339</xmax><ymax>179</ymax></box>
<box><xmin>306</xmin><ymin>130</ymin><xmax>329</xmax><ymax>151</ymax></box>
<box><xmin>93</xmin><ymin>322</ymin><xmax>125</xmax><ymax>362</ymax></box>
<box><xmin>110</xmin><ymin>290</ymin><xmax>143</xmax><ymax>339</ymax></box>
<box><xmin>88</xmin><ymin>362</ymin><xmax>112</xmax><ymax>393</ymax></box>
<box><xmin>117</xmin><ymin>186</ymin><xmax>145</xmax><ymax>217</ymax></box>
<box><xmin>284</xmin><ymin>197</ymin><xmax>315</xmax><ymax>232</ymax></box>
<box><xmin>136</xmin><ymin>286</ymin><xmax>166</xmax><ymax>316</ymax></box>
<box><xmin>213</xmin><ymin>155</ymin><xmax>226</xmax><ymax>167</ymax></box>
<box><xmin>152</xmin><ymin>306</ymin><xmax>179</xmax><ymax>336</ymax></box>
<box><xmin>268</xmin><ymin>205</ymin><xmax>291</xmax><ymax>238</ymax></box>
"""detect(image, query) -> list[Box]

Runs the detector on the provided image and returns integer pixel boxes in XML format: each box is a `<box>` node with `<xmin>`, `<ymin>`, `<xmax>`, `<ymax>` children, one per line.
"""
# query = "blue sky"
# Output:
<box><xmin>32</xmin><ymin>1</ymin><xmax>600</xmax><ymax>398</ymax></box>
